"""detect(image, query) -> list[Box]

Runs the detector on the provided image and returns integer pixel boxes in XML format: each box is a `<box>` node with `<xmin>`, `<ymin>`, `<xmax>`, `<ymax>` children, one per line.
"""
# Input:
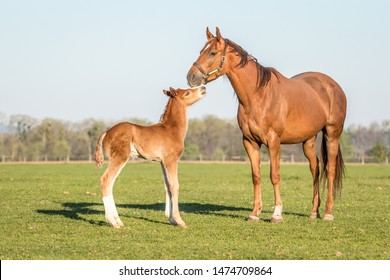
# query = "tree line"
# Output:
<box><xmin>0</xmin><ymin>114</ymin><xmax>389</xmax><ymax>163</ymax></box>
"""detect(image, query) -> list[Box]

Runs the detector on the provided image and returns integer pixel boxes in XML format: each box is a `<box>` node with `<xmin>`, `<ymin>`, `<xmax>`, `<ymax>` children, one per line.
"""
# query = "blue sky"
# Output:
<box><xmin>1</xmin><ymin>0</ymin><xmax>389</xmax><ymax>126</ymax></box>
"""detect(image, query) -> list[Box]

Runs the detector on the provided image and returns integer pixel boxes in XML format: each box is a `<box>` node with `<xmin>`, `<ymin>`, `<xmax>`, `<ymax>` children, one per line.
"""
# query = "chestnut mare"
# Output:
<box><xmin>94</xmin><ymin>86</ymin><xmax>206</xmax><ymax>228</ymax></box>
<box><xmin>187</xmin><ymin>27</ymin><xmax>347</xmax><ymax>222</ymax></box>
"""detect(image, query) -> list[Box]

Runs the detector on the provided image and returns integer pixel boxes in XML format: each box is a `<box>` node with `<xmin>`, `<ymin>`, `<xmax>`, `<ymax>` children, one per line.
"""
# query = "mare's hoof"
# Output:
<box><xmin>323</xmin><ymin>214</ymin><xmax>334</xmax><ymax>221</ymax></box>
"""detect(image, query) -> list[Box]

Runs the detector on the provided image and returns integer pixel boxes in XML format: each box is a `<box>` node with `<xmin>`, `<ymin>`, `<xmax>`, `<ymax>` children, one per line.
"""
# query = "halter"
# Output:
<box><xmin>192</xmin><ymin>43</ymin><xmax>228</xmax><ymax>83</ymax></box>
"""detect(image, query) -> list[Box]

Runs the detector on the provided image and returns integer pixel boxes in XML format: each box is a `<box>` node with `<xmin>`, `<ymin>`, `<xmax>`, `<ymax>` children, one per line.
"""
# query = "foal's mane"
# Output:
<box><xmin>159</xmin><ymin>97</ymin><xmax>174</xmax><ymax>123</ymax></box>
<box><xmin>225</xmin><ymin>38</ymin><xmax>279</xmax><ymax>89</ymax></box>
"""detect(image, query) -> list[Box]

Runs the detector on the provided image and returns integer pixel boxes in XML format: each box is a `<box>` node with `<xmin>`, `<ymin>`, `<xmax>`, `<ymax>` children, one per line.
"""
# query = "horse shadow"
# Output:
<box><xmin>36</xmin><ymin>202</ymin><xmax>107</xmax><ymax>226</ymax></box>
<box><xmin>36</xmin><ymin>201</ymin><xmax>307</xmax><ymax>226</ymax></box>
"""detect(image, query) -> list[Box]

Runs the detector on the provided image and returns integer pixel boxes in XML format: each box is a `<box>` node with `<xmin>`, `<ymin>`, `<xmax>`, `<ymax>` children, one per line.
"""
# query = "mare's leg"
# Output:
<box><xmin>161</xmin><ymin>163</ymin><xmax>171</xmax><ymax>218</ymax></box>
<box><xmin>268</xmin><ymin>132</ymin><xmax>283</xmax><ymax>223</ymax></box>
<box><xmin>302</xmin><ymin>136</ymin><xmax>321</xmax><ymax>219</ymax></box>
<box><xmin>161</xmin><ymin>160</ymin><xmax>186</xmax><ymax>227</ymax></box>
<box><xmin>323</xmin><ymin>127</ymin><xmax>342</xmax><ymax>221</ymax></box>
<box><xmin>243</xmin><ymin>137</ymin><xmax>262</xmax><ymax>221</ymax></box>
<box><xmin>100</xmin><ymin>157</ymin><xmax>127</xmax><ymax>228</ymax></box>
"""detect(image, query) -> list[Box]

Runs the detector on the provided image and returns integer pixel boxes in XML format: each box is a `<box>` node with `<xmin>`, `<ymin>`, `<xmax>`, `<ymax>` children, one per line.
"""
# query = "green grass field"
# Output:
<box><xmin>0</xmin><ymin>162</ymin><xmax>389</xmax><ymax>260</ymax></box>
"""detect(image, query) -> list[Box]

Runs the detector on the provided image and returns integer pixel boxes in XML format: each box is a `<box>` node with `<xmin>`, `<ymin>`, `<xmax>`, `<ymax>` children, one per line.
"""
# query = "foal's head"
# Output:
<box><xmin>163</xmin><ymin>86</ymin><xmax>206</xmax><ymax>106</ymax></box>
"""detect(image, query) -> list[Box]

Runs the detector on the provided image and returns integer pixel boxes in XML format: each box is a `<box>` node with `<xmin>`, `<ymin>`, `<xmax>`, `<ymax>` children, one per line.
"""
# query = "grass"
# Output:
<box><xmin>0</xmin><ymin>162</ymin><xmax>389</xmax><ymax>260</ymax></box>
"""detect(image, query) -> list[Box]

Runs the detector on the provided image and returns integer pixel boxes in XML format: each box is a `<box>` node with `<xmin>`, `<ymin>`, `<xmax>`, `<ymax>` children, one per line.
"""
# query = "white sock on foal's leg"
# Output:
<box><xmin>165</xmin><ymin>190</ymin><xmax>171</xmax><ymax>218</ymax></box>
<box><xmin>271</xmin><ymin>205</ymin><xmax>283</xmax><ymax>223</ymax></box>
<box><xmin>103</xmin><ymin>195</ymin><xmax>123</xmax><ymax>228</ymax></box>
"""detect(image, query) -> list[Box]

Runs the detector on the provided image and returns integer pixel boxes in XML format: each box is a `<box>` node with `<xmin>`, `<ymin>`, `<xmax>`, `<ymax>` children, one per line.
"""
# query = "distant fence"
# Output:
<box><xmin>1</xmin><ymin>154</ymin><xmax>388</xmax><ymax>164</ymax></box>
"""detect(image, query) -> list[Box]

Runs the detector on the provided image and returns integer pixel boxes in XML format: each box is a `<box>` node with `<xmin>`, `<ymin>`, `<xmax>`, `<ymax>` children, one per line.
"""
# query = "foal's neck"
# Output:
<box><xmin>160</xmin><ymin>98</ymin><xmax>188</xmax><ymax>138</ymax></box>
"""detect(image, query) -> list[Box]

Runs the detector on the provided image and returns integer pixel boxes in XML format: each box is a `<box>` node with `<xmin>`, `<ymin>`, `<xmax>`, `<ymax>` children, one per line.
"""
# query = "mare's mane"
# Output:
<box><xmin>224</xmin><ymin>38</ymin><xmax>279</xmax><ymax>89</ymax></box>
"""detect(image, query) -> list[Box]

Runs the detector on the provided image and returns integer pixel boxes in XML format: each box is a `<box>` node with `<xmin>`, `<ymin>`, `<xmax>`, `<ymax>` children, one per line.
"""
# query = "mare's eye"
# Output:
<box><xmin>185</xmin><ymin>91</ymin><xmax>191</xmax><ymax>96</ymax></box>
<box><xmin>210</xmin><ymin>51</ymin><xmax>217</xmax><ymax>56</ymax></box>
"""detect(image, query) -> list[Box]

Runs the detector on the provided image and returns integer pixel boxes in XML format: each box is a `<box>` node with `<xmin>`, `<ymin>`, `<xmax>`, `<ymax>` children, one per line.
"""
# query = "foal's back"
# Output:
<box><xmin>102</xmin><ymin>121</ymin><xmax>182</xmax><ymax>162</ymax></box>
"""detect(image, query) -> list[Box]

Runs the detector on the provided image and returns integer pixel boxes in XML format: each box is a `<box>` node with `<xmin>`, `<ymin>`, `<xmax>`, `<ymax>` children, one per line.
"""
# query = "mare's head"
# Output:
<box><xmin>187</xmin><ymin>27</ymin><xmax>230</xmax><ymax>87</ymax></box>
<box><xmin>187</xmin><ymin>27</ymin><xmax>276</xmax><ymax>90</ymax></box>
<box><xmin>163</xmin><ymin>86</ymin><xmax>206</xmax><ymax>106</ymax></box>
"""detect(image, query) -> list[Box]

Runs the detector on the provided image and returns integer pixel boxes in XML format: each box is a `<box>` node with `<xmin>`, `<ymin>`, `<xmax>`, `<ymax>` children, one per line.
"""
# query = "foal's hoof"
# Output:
<box><xmin>310</xmin><ymin>212</ymin><xmax>320</xmax><ymax>219</ymax></box>
<box><xmin>174</xmin><ymin>222</ymin><xmax>187</xmax><ymax>229</ymax></box>
<box><xmin>247</xmin><ymin>215</ymin><xmax>260</xmax><ymax>223</ymax></box>
<box><xmin>169</xmin><ymin>218</ymin><xmax>186</xmax><ymax>228</ymax></box>
<box><xmin>323</xmin><ymin>214</ymin><xmax>334</xmax><ymax>221</ymax></box>
<box><xmin>271</xmin><ymin>205</ymin><xmax>283</xmax><ymax>223</ymax></box>
<box><xmin>106</xmin><ymin>216</ymin><xmax>124</xmax><ymax>228</ymax></box>
<box><xmin>271</xmin><ymin>215</ymin><xmax>283</xmax><ymax>223</ymax></box>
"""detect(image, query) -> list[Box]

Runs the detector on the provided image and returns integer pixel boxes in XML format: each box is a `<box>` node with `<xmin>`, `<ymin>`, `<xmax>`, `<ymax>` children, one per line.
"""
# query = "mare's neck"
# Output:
<box><xmin>226</xmin><ymin>59</ymin><xmax>260</xmax><ymax>108</ymax></box>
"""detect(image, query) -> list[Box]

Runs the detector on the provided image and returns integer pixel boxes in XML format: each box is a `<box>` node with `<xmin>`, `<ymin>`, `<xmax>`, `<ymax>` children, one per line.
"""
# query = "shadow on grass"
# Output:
<box><xmin>37</xmin><ymin>201</ymin><xmax>307</xmax><ymax>226</ymax></box>
<box><xmin>36</xmin><ymin>202</ymin><xmax>106</xmax><ymax>226</ymax></box>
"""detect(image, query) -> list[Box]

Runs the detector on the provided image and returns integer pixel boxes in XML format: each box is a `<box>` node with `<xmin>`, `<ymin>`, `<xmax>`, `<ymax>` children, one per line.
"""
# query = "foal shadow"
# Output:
<box><xmin>119</xmin><ymin>202</ymin><xmax>256</xmax><ymax>221</ymax></box>
<box><xmin>37</xmin><ymin>201</ymin><xmax>307</xmax><ymax>226</ymax></box>
<box><xmin>36</xmin><ymin>201</ymin><xmax>253</xmax><ymax>226</ymax></box>
<box><xmin>36</xmin><ymin>202</ymin><xmax>106</xmax><ymax>226</ymax></box>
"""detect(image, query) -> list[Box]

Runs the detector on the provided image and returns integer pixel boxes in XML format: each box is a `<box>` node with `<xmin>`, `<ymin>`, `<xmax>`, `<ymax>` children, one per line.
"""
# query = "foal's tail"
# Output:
<box><xmin>94</xmin><ymin>132</ymin><xmax>107</xmax><ymax>168</ymax></box>
<box><xmin>320</xmin><ymin>134</ymin><xmax>345</xmax><ymax>197</ymax></box>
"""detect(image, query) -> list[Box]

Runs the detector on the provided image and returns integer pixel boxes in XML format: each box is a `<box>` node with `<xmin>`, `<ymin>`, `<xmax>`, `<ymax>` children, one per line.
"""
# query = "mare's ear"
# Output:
<box><xmin>163</xmin><ymin>89</ymin><xmax>171</xmax><ymax>97</ymax></box>
<box><xmin>216</xmin><ymin>27</ymin><xmax>222</xmax><ymax>41</ymax></box>
<box><xmin>206</xmin><ymin>27</ymin><xmax>214</xmax><ymax>40</ymax></box>
<box><xmin>169</xmin><ymin>87</ymin><xmax>177</xmax><ymax>97</ymax></box>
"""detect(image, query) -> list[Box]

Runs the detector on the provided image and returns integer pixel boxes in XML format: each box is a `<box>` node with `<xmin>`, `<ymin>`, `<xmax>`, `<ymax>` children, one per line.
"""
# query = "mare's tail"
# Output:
<box><xmin>94</xmin><ymin>132</ymin><xmax>107</xmax><ymax>168</ymax></box>
<box><xmin>320</xmin><ymin>133</ymin><xmax>345</xmax><ymax>197</ymax></box>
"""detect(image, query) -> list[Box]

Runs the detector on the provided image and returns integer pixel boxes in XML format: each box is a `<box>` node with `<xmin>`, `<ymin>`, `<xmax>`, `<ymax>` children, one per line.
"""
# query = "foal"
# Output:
<box><xmin>94</xmin><ymin>86</ymin><xmax>206</xmax><ymax>228</ymax></box>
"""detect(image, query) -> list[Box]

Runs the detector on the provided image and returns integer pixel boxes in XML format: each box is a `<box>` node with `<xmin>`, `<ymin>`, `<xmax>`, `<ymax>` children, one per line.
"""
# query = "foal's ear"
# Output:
<box><xmin>216</xmin><ymin>27</ymin><xmax>222</xmax><ymax>41</ymax></box>
<box><xmin>163</xmin><ymin>87</ymin><xmax>177</xmax><ymax>97</ymax></box>
<box><xmin>169</xmin><ymin>87</ymin><xmax>177</xmax><ymax>97</ymax></box>
<box><xmin>206</xmin><ymin>27</ymin><xmax>214</xmax><ymax>40</ymax></box>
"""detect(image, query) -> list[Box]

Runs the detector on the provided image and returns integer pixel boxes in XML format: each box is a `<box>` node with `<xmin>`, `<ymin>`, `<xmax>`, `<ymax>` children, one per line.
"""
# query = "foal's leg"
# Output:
<box><xmin>161</xmin><ymin>161</ymin><xmax>186</xmax><ymax>227</ymax></box>
<box><xmin>243</xmin><ymin>137</ymin><xmax>262</xmax><ymax>221</ymax></box>
<box><xmin>100</xmin><ymin>158</ymin><xmax>127</xmax><ymax>228</ymax></box>
<box><xmin>160</xmin><ymin>163</ymin><xmax>171</xmax><ymax>218</ymax></box>
<box><xmin>302</xmin><ymin>136</ymin><xmax>321</xmax><ymax>219</ymax></box>
<box><xmin>268</xmin><ymin>132</ymin><xmax>283</xmax><ymax>223</ymax></box>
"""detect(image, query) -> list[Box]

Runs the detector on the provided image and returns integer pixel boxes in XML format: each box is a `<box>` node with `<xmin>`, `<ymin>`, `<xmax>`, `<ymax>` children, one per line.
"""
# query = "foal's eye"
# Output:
<box><xmin>185</xmin><ymin>91</ymin><xmax>191</xmax><ymax>96</ymax></box>
<box><xmin>210</xmin><ymin>51</ymin><xmax>217</xmax><ymax>56</ymax></box>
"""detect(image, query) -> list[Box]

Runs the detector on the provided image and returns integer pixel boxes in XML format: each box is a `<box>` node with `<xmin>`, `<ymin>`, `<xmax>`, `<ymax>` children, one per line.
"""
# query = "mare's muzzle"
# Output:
<box><xmin>186</xmin><ymin>66</ymin><xmax>205</xmax><ymax>87</ymax></box>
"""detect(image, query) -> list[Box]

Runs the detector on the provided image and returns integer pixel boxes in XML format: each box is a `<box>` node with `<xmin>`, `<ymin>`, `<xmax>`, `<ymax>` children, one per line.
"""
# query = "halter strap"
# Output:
<box><xmin>192</xmin><ymin>43</ymin><xmax>227</xmax><ymax>83</ymax></box>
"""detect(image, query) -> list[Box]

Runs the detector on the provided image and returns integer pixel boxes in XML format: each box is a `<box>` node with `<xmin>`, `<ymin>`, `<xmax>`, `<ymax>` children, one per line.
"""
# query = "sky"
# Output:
<box><xmin>1</xmin><ymin>0</ymin><xmax>389</xmax><ymax>127</ymax></box>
